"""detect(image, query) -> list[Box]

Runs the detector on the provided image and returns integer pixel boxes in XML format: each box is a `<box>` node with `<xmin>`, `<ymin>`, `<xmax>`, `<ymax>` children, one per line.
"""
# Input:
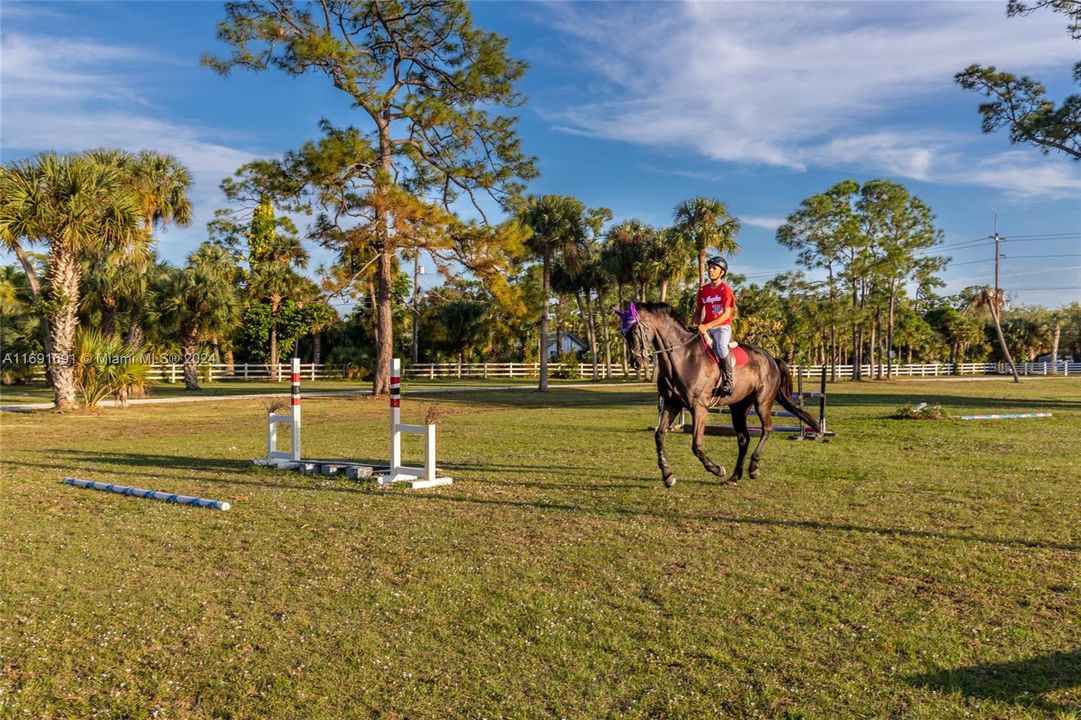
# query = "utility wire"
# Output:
<box><xmin>1000</xmin><ymin>254</ymin><xmax>1081</xmax><ymax>259</ymax></box>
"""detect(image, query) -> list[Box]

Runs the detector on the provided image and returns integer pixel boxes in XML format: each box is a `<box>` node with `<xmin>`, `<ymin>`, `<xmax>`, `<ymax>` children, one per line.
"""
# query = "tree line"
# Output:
<box><xmin>2</xmin><ymin>0</ymin><xmax>1079</xmax><ymax>410</ymax></box>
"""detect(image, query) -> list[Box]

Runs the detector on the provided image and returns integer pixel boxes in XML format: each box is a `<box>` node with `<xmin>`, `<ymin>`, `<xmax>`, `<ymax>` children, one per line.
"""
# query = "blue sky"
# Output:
<box><xmin>2</xmin><ymin>0</ymin><xmax>1079</xmax><ymax>309</ymax></box>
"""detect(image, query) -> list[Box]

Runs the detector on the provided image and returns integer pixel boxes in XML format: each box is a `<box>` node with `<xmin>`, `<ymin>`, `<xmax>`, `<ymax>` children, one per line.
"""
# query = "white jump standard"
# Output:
<box><xmin>376</xmin><ymin>358</ymin><xmax>452</xmax><ymax>489</ymax></box>
<box><xmin>252</xmin><ymin>356</ymin><xmax>451</xmax><ymax>488</ymax></box>
<box><xmin>254</xmin><ymin>357</ymin><xmax>302</xmax><ymax>467</ymax></box>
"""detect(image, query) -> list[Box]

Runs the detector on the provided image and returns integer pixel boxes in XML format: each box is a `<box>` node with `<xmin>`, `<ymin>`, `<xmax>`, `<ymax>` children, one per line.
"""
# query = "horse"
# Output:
<box><xmin>613</xmin><ymin>301</ymin><xmax>821</xmax><ymax>488</ymax></box>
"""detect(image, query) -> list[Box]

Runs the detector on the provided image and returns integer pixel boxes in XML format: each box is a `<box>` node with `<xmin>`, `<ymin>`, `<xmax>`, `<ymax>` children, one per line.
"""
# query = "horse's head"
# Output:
<box><xmin>612</xmin><ymin>301</ymin><xmax>653</xmax><ymax>369</ymax></box>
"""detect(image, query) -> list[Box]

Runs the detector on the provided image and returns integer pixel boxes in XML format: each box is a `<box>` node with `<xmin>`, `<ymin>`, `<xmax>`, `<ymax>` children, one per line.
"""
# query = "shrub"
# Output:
<box><xmin>892</xmin><ymin>402</ymin><xmax>948</xmax><ymax>420</ymax></box>
<box><xmin>73</xmin><ymin>329</ymin><xmax>151</xmax><ymax>408</ymax></box>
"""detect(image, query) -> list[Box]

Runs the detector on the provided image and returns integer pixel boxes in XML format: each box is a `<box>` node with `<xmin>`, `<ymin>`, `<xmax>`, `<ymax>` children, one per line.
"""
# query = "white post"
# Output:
<box><xmin>377</xmin><ymin>357</ymin><xmax>451</xmax><ymax>488</ymax></box>
<box><xmin>290</xmin><ymin>358</ymin><xmax>301</xmax><ymax>462</ymax></box>
<box><xmin>391</xmin><ymin>357</ymin><xmax>402</xmax><ymax>474</ymax></box>
<box><xmin>425</xmin><ymin>424</ymin><xmax>436</xmax><ymax>484</ymax></box>
<box><xmin>268</xmin><ymin>415</ymin><xmax>278</xmax><ymax>458</ymax></box>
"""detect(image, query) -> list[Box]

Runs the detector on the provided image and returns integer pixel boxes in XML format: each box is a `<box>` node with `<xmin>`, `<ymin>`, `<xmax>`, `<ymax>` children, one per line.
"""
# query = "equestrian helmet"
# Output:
<box><xmin>707</xmin><ymin>255</ymin><xmax>728</xmax><ymax>273</ymax></box>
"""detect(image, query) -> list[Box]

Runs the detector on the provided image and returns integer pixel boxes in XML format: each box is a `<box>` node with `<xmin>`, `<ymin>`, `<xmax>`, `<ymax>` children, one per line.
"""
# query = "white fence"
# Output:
<box><xmin>25</xmin><ymin>363</ymin><xmax>345</xmax><ymax>383</ymax></box>
<box><xmin>149</xmin><ymin>363</ymin><xmax>343</xmax><ymax>382</ymax></box>
<box><xmin>20</xmin><ymin>359</ymin><xmax>1081</xmax><ymax>383</ymax></box>
<box><xmin>404</xmin><ymin>360</ymin><xmax>1081</xmax><ymax>380</ymax></box>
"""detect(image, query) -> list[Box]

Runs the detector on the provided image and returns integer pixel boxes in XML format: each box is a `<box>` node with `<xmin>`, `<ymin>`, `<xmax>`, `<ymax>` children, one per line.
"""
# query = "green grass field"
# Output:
<box><xmin>1</xmin><ymin>378</ymin><xmax>1079</xmax><ymax>719</ymax></box>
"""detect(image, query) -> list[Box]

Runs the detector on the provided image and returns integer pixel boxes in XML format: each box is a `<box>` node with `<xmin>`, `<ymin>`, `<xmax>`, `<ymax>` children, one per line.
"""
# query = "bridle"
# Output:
<box><xmin>621</xmin><ymin>317</ymin><xmax>701</xmax><ymax>361</ymax></box>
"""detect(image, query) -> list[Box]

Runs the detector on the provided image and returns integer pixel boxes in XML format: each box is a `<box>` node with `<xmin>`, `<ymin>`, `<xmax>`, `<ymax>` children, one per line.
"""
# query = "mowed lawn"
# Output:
<box><xmin>1</xmin><ymin>378</ymin><xmax>1079</xmax><ymax>719</ymax></box>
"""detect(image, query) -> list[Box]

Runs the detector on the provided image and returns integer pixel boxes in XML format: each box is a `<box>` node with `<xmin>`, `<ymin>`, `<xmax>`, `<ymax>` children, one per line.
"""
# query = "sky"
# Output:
<box><xmin>2</xmin><ymin>0</ymin><xmax>1079</xmax><ymax>311</ymax></box>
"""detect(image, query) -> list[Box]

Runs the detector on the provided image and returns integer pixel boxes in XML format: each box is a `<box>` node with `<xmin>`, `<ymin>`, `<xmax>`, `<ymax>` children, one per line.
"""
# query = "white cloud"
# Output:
<box><xmin>740</xmin><ymin>215</ymin><xmax>786</xmax><ymax>231</ymax></box>
<box><xmin>800</xmin><ymin>131</ymin><xmax>1081</xmax><ymax>197</ymax></box>
<box><xmin>0</xmin><ymin>32</ymin><xmax>263</xmax><ymax>263</ymax></box>
<box><xmin>541</xmin><ymin>1</ymin><xmax>1081</xmax><ymax>194</ymax></box>
<box><xmin>937</xmin><ymin>150</ymin><xmax>1081</xmax><ymax>198</ymax></box>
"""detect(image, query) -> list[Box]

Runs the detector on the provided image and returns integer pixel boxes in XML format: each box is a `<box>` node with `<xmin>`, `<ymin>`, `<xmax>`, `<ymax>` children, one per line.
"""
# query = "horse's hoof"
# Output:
<box><xmin>663</xmin><ymin>476</ymin><xmax>676</xmax><ymax>488</ymax></box>
<box><xmin>749</xmin><ymin>469</ymin><xmax>760</xmax><ymax>480</ymax></box>
<box><xmin>711</xmin><ymin>465</ymin><xmax>726</xmax><ymax>479</ymax></box>
<box><xmin>730</xmin><ymin>472</ymin><xmax>742</xmax><ymax>482</ymax></box>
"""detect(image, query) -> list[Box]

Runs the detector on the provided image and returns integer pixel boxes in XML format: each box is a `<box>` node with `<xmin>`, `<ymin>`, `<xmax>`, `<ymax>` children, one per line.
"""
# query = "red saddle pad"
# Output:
<box><xmin>701</xmin><ymin>337</ymin><xmax>749</xmax><ymax>368</ymax></box>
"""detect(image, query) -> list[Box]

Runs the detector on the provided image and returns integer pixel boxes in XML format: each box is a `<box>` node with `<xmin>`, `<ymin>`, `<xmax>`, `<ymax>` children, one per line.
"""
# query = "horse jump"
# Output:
<box><xmin>254</xmin><ymin>357</ymin><xmax>452</xmax><ymax>489</ymax></box>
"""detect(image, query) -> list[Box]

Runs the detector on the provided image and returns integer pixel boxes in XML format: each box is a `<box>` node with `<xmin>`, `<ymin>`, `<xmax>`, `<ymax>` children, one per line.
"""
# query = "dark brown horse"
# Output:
<box><xmin>614</xmin><ymin>301</ymin><xmax>820</xmax><ymax>487</ymax></box>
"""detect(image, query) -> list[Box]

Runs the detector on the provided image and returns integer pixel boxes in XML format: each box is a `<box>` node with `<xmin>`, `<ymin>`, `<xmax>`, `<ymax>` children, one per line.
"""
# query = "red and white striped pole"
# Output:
<box><xmin>290</xmin><ymin>357</ymin><xmax>302</xmax><ymax>461</ymax></box>
<box><xmin>390</xmin><ymin>357</ymin><xmax>402</xmax><ymax>474</ymax></box>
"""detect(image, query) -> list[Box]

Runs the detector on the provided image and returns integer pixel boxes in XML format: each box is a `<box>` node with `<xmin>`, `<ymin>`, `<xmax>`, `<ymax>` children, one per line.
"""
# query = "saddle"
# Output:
<box><xmin>701</xmin><ymin>337</ymin><xmax>749</xmax><ymax>368</ymax></box>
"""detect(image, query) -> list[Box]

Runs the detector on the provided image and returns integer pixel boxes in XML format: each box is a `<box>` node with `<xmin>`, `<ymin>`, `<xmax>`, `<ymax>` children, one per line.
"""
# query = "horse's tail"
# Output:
<box><xmin>773</xmin><ymin>358</ymin><xmax>822</xmax><ymax>434</ymax></box>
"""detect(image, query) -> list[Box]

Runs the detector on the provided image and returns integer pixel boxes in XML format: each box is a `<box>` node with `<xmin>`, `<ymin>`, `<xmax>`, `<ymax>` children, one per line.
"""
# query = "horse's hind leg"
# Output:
<box><xmin>655</xmin><ymin>400</ymin><xmax>680</xmax><ymax>488</ymax></box>
<box><xmin>691</xmin><ymin>405</ymin><xmax>726</xmax><ymax>480</ymax></box>
<box><xmin>749</xmin><ymin>394</ymin><xmax>773</xmax><ymax>479</ymax></box>
<box><xmin>729</xmin><ymin>399</ymin><xmax>753</xmax><ymax>482</ymax></box>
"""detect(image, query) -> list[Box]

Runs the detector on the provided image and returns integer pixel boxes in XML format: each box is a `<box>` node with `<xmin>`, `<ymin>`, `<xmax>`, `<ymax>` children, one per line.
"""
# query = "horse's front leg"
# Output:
<box><xmin>691</xmin><ymin>404</ymin><xmax>726</xmax><ymax>480</ymax></box>
<box><xmin>655</xmin><ymin>401</ymin><xmax>680</xmax><ymax>488</ymax></box>
<box><xmin>729</xmin><ymin>399</ymin><xmax>753</xmax><ymax>482</ymax></box>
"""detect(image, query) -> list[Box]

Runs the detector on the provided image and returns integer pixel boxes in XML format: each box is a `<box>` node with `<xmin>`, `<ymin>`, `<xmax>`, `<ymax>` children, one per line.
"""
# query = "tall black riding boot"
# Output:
<box><xmin>715</xmin><ymin>354</ymin><xmax>734</xmax><ymax>397</ymax></box>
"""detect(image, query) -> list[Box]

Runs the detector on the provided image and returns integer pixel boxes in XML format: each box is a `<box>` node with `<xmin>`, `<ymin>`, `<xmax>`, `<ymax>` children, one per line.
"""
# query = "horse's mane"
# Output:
<box><xmin>635</xmin><ymin>302</ymin><xmax>694</xmax><ymax>332</ymax></box>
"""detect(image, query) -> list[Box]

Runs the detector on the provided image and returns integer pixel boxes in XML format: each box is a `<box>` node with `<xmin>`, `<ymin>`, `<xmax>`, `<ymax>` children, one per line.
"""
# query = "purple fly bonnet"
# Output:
<box><xmin>612</xmin><ymin>301</ymin><xmax>639</xmax><ymax>334</ymax></box>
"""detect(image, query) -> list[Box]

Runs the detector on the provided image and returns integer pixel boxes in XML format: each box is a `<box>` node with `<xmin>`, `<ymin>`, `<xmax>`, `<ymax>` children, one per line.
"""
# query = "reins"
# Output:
<box><xmin>647</xmin><ymin>333</ymin><xmax>700</xmax><ymax>357</ymax></box>
<box><xmin>624</xmin><ymin>318</ymin><xmax>702</xmax><ymax>359</ymax></box>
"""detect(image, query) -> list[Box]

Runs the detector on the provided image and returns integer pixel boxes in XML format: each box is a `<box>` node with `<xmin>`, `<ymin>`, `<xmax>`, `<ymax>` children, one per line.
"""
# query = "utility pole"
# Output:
<box><xmin>993</xmin><ymin>213</ymin><xmax>1000</xmax><ymax>301</ymax></box>
<box><xmin>990</xmin><ymin>213</ymin><xmax>1021</xmax><ymax>382</ymax></box>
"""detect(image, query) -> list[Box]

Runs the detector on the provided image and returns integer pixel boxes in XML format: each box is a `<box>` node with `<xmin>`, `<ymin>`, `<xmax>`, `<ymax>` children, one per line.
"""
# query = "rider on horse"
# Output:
<box><xmin>696</xmin><ymin>255</ymin><xmax>737</xmax><ymax>397</ymax></box>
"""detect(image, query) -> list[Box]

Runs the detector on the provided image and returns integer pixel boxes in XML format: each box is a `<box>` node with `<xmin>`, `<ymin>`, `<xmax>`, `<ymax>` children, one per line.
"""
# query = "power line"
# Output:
<box><xmin>998</xmin><ymin>286</ymin><xmax>1081</xmax><ymax>291</ymax></box>
<box><xmin>1003</xmin><ymin>235</ymin><xmax>1081</xmax><ymax>243</ymax></box>
<box><xmin>1001</xmin><ymin>254</ymin><xmax>1081</xmax><ymax>260</ymax></box>
<box><xmin>1002</xmin><ymin>232</ymin><xmax>1081</xmax><ymax>240</ymax></box>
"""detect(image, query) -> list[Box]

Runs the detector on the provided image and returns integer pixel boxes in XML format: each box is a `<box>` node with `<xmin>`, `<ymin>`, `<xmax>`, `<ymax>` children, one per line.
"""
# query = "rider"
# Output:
<box><xmin>696</xmin><ymin>255</ymin><xmax>736</xmax><ymax>396</ymax></box>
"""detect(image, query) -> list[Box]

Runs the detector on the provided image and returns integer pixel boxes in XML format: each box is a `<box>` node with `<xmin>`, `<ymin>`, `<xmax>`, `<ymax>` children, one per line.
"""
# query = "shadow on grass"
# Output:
<box><xmin>907</xmin><ymin>649</ymin><xmax>1081</xmax><ymax>713</ymax></box>
<box><xmin>389</xmin><ymin>486</ymin><xmax>1081</xmax><ymax>553</ymax></box>
<box><xmin>47</xmin><ymin>449</ymin><xmax>253</xmax><ymax>475</ymax></box>
<box><xmin>17</xmin><ymin>450</ymin><xmax>1081</xmax><ymax>553</ymax></box>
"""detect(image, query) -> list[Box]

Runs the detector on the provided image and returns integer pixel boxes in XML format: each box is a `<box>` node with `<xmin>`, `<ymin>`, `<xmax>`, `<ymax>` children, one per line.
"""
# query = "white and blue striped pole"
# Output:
<box><xmin>960</xmin><ymin>412</ymin><xmax>1052</xmax><ymax>421</ymax></box>
<box><xmin>63</xmin><ymin>478</ymin><xmax>231</xmax><ymax>511</ymax></box>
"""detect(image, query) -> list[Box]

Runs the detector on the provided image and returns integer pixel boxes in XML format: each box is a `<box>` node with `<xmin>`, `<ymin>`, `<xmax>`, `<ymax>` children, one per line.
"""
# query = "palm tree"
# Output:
<box><xmin>157</xmin><ymin>244</ymin><xmax>241</xmax><ymax>390</ymax></box>
<box><xmin>642</xmin><ymin>226</ymin><xmax>692</xmax><ymax>302</ymax></box>
<box><xmin>87</xmin><ymin>150</ymin><xmax>194</xmax><ymax>347</ymax></box>
<box><xmin>80</xmin><ymin>242</ymin><xmax>153</xmax><ymax>338</ymax></box>
<box><xmin>0</xmin><ymin>152</ymin><xmax>142</xmax><ymax>410</ymax></box>
<box><xmin>672</xmin><ymin>196</ymin><xmax>741</xmax><ymax>287</ymax></box>
<box><xmin>967</xmin><ymin>287</ymin><xmax>1021</xmax><ymax>382</ymax></box>
<box><xmin>603</xmin><ymin>220</ymin><xmax>655</xmax><ymax>303</ymax></box>
<box><xmin>518</xmin><ymin>195</ymin><xmax>588</xmax><ymax>392</ymax></box>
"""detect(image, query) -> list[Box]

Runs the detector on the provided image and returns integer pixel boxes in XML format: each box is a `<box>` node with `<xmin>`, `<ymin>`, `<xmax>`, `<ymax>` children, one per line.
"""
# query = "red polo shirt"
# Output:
<box><xmin>697</xmin><ymin>282</ymin><xmax>735</xmax><ymax>325</ymax></box>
